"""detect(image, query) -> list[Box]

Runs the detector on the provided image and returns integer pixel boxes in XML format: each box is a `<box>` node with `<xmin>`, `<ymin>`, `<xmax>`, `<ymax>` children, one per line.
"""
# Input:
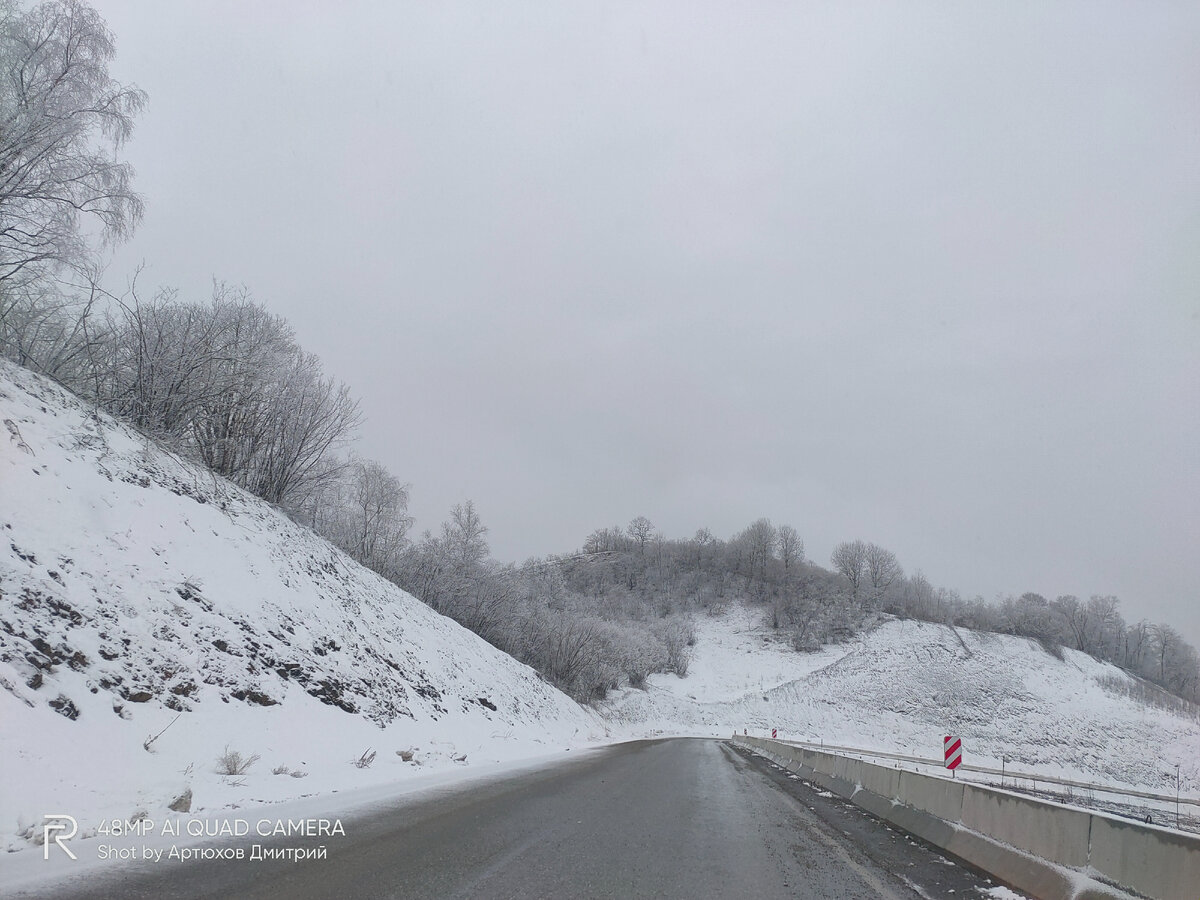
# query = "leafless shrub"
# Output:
<box><xmin>272</xmin><ymin>764</ymin><xmax>290</xmax><ymax>775</ymax></box>
<box><xmin>658</xmin><ymin>618</ymin><xmax>693</xmax><ymax>677</ymax></box>
<box><xmin>354</xmin><ymin>749</ymin><xmax>376</xmax><ymax>769</ymax></box>
<box><xmin>215</xmin><ymin>746</ymin><xmax>259</xmax><ymax>775</ymax></box>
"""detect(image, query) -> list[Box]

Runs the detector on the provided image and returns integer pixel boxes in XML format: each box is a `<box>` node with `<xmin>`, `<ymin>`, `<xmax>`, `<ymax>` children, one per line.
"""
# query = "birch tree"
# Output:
<box><xmin>0</xmin><ymin>0</ymin><xmax>145</xmax><ymax>286</ymax></box>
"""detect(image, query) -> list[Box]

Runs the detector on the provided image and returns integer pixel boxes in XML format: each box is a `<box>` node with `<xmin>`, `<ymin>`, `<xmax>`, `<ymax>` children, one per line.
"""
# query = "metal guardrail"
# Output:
<box><xmin>778</xmin><ymin>738</ymin><xmax>1200</xmax><ymax>810</ymax></box>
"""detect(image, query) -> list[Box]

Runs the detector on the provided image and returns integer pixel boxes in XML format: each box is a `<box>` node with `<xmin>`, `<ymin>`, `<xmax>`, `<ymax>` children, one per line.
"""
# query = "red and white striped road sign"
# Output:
<box><xmin>944</xmin><ymin>735</ymin><xmax>963</xmax><ymax>770</ymax></box>
<box><xmin>771</xmin><ymin>728</ymin><xmax>777</xmax><ymax>739</ymax></box>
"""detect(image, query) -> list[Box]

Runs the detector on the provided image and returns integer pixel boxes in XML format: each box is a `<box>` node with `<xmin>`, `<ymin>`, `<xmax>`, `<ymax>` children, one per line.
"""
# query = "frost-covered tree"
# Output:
<box><xmin>1123</xmin><ymin>619</ymin><xmax>1151</xmax><ymax>671</ymax></box>
<box><xmin>691</xmin><ymin>527</ymin><xmax>714</xmax><ymax>563</ymax></box>
<box><xmin>582</xmin><ymin>525</ymin><xmax>627</xmax><ymax>554</ymax></box>
<box><xmin>998</xmin><ymin>592</ymin><xmax>1054</xmax><ymax>640</ymax></box>
<box><xmin>0</xmin><ymin>0</ymin><xmax>145</xmax><ymax>286</ymax></box>
<box><xmin>185</xmin><ymin>290</ymin><xmax>297</xmax><ymax>480</ymax></box>
<box><xmin>1085</xmin><ymin>595</ymin><xmax>1124</xmax><ymax>661</ymax></box>
<box><xmin>80</xmin><ymin>282</ymin><xmax>361</xmax><ymax>507</ymax></box>
<box><xmin>346</xmin><ymin>459</ymin><xmax>411</xmax><ymax>570</ymax></box>
<box><xmin>741</xmin><ymin>518</ymin><xmax>778</xmax><ymax>583</ymax></box>
<box><xmin>864</xmin><ymin>543</ymin><xmax>902</xmax><ymax>607</ymax></box>
<box><xmin>1052</xmin><ymin>594</ymin><xmax>1090</xmax><ymax>652</ymax></box>
<box><xmin>300</xmin><ymin>456</ymin><xmax>412</xmax><ymax>577</ymax></box>
<box><xmin>830</xmin><ymin>540</ymin><xmax>868</xmax><ymax>603</ymax></box>
<box><xmin>245</xmin><ymin>349</ymin><xmax>360</xmax><ymax>506</ymax></box>
<box><xmin>626</xmin><ymin>515</ymin><xmax>654</xmax><ymax>556</ymax></box>
<box><xmin>0</xmin><ymin>274</ymin><xmax>103</xmax><ymax>382</ymax></box>
<box><xmin>444</xmin><ymin>500</ymin><xmax>489</xmax><ymax>569</ymax></box>
<box><xmin>777</xmin><ymin>525</ymin><xmax>803</xmax><ymax>582</ymax></box>
<box><xmin>1149</xmin><ymin>623</ymin><xmax>1184</xmax><ymax>685</ymax></box>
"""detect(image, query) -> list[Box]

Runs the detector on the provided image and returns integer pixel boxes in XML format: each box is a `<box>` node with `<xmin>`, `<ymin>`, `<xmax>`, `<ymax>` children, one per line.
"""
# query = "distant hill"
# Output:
<box><xmin>603</xmin><ymin>604</ymin><xmax>1200</xmax><ymax>793</ymax></box>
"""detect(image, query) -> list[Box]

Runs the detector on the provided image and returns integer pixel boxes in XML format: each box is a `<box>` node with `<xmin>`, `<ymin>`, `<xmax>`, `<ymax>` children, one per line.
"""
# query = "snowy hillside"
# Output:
<box><xmin>0</xmin><ymin>360</ymin><xmax>602</xmax><ymax>853</ymax></box>
<box><xmin>605</xmin><ymin>605</ymin><xmax>1200</xmax><ymax>793</ymax></box>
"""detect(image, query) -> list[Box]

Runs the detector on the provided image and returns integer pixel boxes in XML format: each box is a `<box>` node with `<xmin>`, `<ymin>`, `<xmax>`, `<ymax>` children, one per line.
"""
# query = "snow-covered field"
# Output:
<box><xmin>0</xmin><ymin>360</ymin><xmax>607</xmax><ymax>864</ymax></box>
<box><xmin>604</xmin><ymin>604</ymin><xmax>1200</xmax><ymax>795</ymax></box>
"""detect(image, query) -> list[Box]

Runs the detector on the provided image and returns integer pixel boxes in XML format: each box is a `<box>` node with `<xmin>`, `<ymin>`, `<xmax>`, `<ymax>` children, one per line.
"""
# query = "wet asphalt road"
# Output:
<box><xmin>18</xmin><ymin>738</ymin><xmax>1016</xmax><ymax>899</ymax></box>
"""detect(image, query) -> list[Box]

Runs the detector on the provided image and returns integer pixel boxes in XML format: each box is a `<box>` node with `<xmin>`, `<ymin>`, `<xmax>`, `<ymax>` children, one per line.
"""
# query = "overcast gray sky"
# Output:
<box><xmin>92</xmin><ymin>2</ymin><xmax>1199</xmax><ymax>644</ymax></box>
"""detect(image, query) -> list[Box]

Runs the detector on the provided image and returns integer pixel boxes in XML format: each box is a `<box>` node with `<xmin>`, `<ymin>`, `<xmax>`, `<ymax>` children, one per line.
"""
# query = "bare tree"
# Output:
<box><xmin>582</xmin><ymin>528</ymin><xmax>608</xmax><ymax>554</ymax></box>
<box><xmin>246</xmin><ymin>349</ymin><xmax>361</xmax><ymax>506</ymax></box>
<box><xmin>626</xmin><ymin>515</ymin><xmax>654</xmax><ymax>556</ymax></box>
<box><xmin>1085</xmin><ymin>595</ymin><xmax>1123</xmax><ymax>662</ymax></box>
<box><xmin>900</xmin><ymin>570</ymin><xmax>936</xmax><ymax>618</ymax></box>
<box><xmin>0</xmin><ymin>275</ymin><xmax>105</xmax><ymax>383</ymax></box>
<box><xmin>393</xmin><ymin>502</ymin><xmax>507</xmax><ymax>642</ymax></box>
<box><xmin>0</xmin><ymin>0</ymin><xmax>146</xmax><ymax>286</ymax></box>
<box><xmin>96</xmin><ymin>286</ymin><xmax>239</xmax><ymax>436</ymax></box>
<box><xmin>187</xmin><ymin>288</ymin><xmax>298</xmax><ymax>481</ymax></box>
<box><xmin>864</xmin><ymin>543</ymin><xmax>902</xmax><ymax>606</ymax></box>
<box><xmin>444</xmin><ymin>500</ymin><xmax>489</xmax><ymax>569</ymax></box>
<box><xmin>303</xmin><ymin>456</ymin><xmax>412</xmax><ymax>576</ymax></box>
<box><xmin>830</xmin><ymin>540</ymin><xmax>868</xmax><ymax>604</ymax></box>
<box><xmin>1052</xmin><ymin>595</ymin><xmax>1091</xmax><ymax>652</ymax></box>
<box><xmin>741</xmin><ymin>518</ymin><xmax>778</xmax><ymax>583</ymax></box>
<box><xmin>692</xmin><ymin>526</ymin><xmax>714</xmax><ymax>570</ymax></box>
<box><xmin>348</xmin><ymin>459</ymin><xmax>411</xmax><ymax>570</ymax></box>
<box><xmin>1123</xmin><ymin>619</ymin><xmax>1151</xmax><ymax>671</ymax></box>
<box><xmin>1167</xmin><ymin>641</ymin><xmax>1200</xmax><ymax>699</ymax></box>
<box><xmin>777</xmin><ymin>525</ymin><xmax>803</xmax><ymax>582</ymax></box>
<box><xmin>582</xmin><ymin>525</ymin><xmax>627</xmax><ymax>554</ymax></box>
<box><xmin>998</xmin><ymin>591</ymin><xmax>1055</xmax><ymax>640</ymax></box>
<box><xmin>1149</xmin><ymin>623</ymin><xmax>1183</xmax><ymax>685</ymax></box>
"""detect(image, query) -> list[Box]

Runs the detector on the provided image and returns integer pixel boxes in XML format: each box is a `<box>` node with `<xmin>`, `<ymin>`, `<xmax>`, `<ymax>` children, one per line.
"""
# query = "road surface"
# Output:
<box><xmin>15</xmin><ymin>738</ymin><xmax>1019</xmax><ymax>899</ymax></box>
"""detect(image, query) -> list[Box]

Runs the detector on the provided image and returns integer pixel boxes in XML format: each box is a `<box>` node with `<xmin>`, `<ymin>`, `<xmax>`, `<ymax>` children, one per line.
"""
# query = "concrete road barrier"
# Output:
<box><xmin>734</xmin><ymin>735</ymin><xmax>1200</xmax><ymax>900</ymax></box>
<box><xmin>960</xmin><ymin>782</ymin><xmax>1092</xmax><ymax>869</ymax></box>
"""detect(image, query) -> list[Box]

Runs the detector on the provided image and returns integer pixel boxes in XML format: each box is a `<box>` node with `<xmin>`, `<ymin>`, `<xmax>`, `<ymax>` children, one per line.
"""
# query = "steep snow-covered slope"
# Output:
<box><xmin>0</xmin><ymin>360</ymin><xmax>602</xmax><ymax>852</ymax></box>
<box><xmin>605</xmin><ymin>605</ymin><xmax>1200</xmax><ymax>793</ymax></box>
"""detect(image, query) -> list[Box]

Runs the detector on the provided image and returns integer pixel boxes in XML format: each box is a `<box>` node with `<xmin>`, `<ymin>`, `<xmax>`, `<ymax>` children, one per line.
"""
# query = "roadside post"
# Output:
<box><xmin>1176</xmin><ymin>763</ymin><xmax>1181</xmax><ymax>828</ymax></box>
<box><xmin>944</xmin><ymin>735</ymin><xmax>962</xmax><ymax>776</ymax></box>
